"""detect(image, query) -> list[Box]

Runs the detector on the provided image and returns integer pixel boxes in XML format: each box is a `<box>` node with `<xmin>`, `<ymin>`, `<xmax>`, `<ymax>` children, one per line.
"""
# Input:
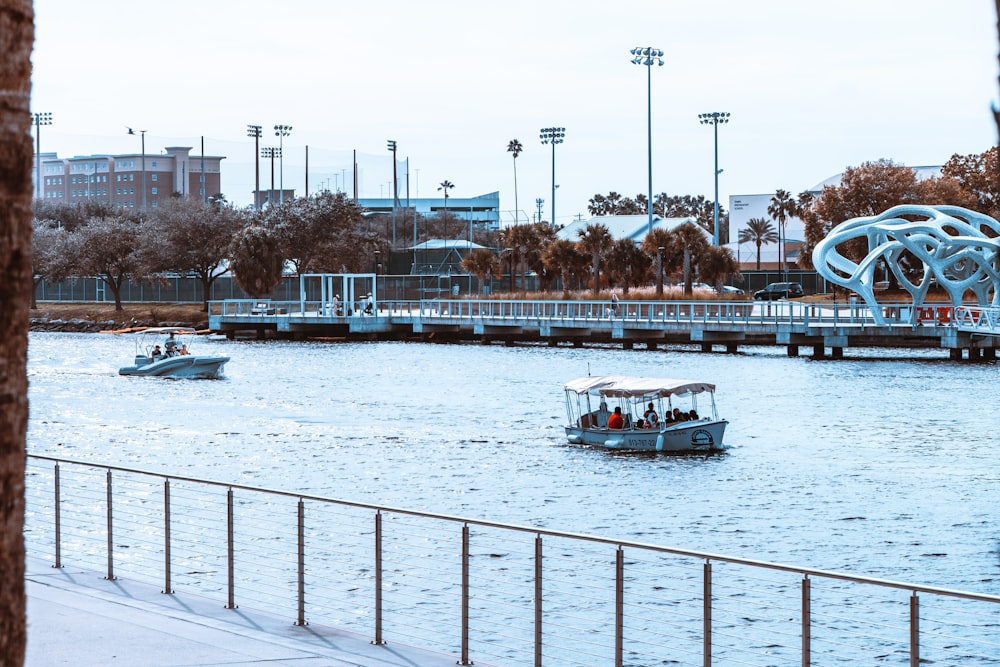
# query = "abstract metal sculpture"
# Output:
<box><xmin>813</xmin><ymin>205</ymin><xmax>1000</xmax><ymax>325</ymax></box>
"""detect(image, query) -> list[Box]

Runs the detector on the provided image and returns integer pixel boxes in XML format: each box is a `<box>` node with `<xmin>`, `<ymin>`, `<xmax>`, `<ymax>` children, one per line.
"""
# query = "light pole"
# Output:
<box><xmin>539</xmin><ymin>127</ymin><xmax>565</xmax><ymax>228</ymax></box>
<box><xmin>32</xmin><ymin>112</ymin><xmax>52</xmax><ymax>200</ymax></box>
<box><xmin>535</xmin><ymin>198</ymin><xmax>544</xmax><ymax>223</ymax></box>
<box><xmin>698</xmin><ymin>112</ymin><xmax>730</xmax><ymax>246</ymax></box>
<box><xmin>261</xmin><ymin>147</ymin><xmax>280</xmax><ymax>205</ymax></box>
<box><xmin>387</xmin><ymin>139</ymin><xmax>398</xmax><ymax>245</ymax></box>
<box><xmin>274</xmin><ymin>124</ymin><xmax>291</xmax><ymax>204</ymax></box>
<box><xmin>127</xmin><ymin>127</ymin><xmax>147</xmax><ymax>209</ymax></box>
<box><xmin>630</xmin><ymin>47</ymin><xmax>663</xmax><ymax>237</ymax></box>
<box><xmin>247</xmin><ymin>125</ymin><xmax>262</xmax><ymax>208</ymax></box>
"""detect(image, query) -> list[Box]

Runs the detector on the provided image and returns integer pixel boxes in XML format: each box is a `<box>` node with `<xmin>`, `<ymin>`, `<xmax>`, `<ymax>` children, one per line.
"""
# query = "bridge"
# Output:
<box><xmin>209</xmin><ymin>298</ymin><xmax>1000</xmax><ymax>360</ymax></box>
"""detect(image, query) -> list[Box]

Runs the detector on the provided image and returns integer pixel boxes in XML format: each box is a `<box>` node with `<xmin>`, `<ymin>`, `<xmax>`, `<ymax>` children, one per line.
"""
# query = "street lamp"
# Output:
<box><xmin>698</xmin><ymin>112</ymin><xmax>730</xmax><ymax>246</ymax></box>
<box><xmin>247</xmin><ymin>125</ymin><xmax>262</xmax><ymax>208</ymax></box>
<box><xmin>539</xmin><ymin>127</ymin><xmax>565</xmax><ymax>228</ymax></box>
<box><xmin>274</xmin><ymin>125</ymin><xmax>292</xmax><ymax>204</ymax></box>
<box><xmin>127</xmin><ymin>127</ymin><xmax>147</xmax><ymax>209</ymax></box>
<box><xmin>261</xmin><ymin>147</ymin><xmax>280</xmax><ymax>206</ymax></box>
<box><xmin>32</xmin><ymin>112</ymin><xmax>52</xmax><ymax>200</ymax></box>
<box><xmin>630</xmin><ymin>47</ymin><xmax>663</xmax><ymax>237</ymax></box>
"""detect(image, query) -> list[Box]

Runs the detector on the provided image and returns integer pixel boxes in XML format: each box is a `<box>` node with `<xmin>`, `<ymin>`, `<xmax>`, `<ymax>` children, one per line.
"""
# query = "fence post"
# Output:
<box><xmin>296</xmin><ymin>498</ymin><xmax>306</xmax><ymax>626</ymax></box>
<box><xmin>163</xmin><ymin>479</ymin><xmax>173</xmax><ymax>594</ymax></box>
<box><xmin>459</xmin><ymin>524</ymin><xmax>472</xmax><ymax>665</ymax></box>
<box><xmin>53</xmin><ymin>463</ymin><xmax>62</xmax><ymax>568</ymax></box>
<box><xmin>105</xmin><ymin>470</ymin><xmax>115</xmax><ymax>581</ymax></box>
<box><xmin>703</xmin><ymin>560</ymin><xmax>712</xmax><ymax>667</ymax></box>
<box><xmin>801</xmin><ymin>575</ymin><xmax>810</xmax><ymax>667</ymax></box>
<box><xmin>373</xmin><ymin>511</ymin><xmax>384</xmax><ymax>645</ymax></box>
<box><xmin>615</xmin><ymin>547</ymin><xmax>624</xmax><ymax>667</ymax></box>
<box><xmin>910</xmin><ymin>592</ymin><xmax>919</xmax><ymax>667</ymax></box>
<box><xmin>226</xmin><ymin>487</ymin><xmax>237</xmax><ymax>609</ymax></box>
<box><xmin>535</xmin><ymin>534</ymin><xmax>543</xmax><ymax>667</ymax></box>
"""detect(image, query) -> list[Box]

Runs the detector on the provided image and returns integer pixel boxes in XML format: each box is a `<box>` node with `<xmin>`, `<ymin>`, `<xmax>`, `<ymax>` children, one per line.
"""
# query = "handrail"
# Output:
<box><xmin>25</xmin><ymin>453</ymin><xmax>1000</xmax><ymax>602</ymax></box>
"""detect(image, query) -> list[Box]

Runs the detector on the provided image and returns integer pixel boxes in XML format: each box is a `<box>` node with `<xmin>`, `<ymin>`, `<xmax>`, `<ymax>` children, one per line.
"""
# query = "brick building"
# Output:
<box><xmin>35</xmin><ymin>146</ymin><xmax>225</xmax><ymax>209</ymax></box>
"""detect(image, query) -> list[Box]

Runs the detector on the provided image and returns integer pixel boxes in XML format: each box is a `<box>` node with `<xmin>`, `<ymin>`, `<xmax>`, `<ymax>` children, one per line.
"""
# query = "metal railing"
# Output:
<box><xmin>212</xmin><ymin>297</ymin><xmax>948</xmax><ymax>329</ymax></box>
<box><xmin>24</xmin><ymin>455</ymin><xmax>1000</xmax><ymax>666</ymax></box>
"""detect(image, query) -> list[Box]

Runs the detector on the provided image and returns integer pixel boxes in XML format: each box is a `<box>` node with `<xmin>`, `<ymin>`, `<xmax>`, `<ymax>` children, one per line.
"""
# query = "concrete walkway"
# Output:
<box><xmin>25</xmin><ymin>557</ymin><xmax>471</xmax><ymax>666</ymax></box>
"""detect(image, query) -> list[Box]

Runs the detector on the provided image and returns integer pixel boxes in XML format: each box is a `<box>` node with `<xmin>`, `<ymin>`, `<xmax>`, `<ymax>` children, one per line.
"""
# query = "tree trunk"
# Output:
<box><xmin>0</xmin><ymin>2</ymin><xmax>35</xmax><ymax>665</ymax></box>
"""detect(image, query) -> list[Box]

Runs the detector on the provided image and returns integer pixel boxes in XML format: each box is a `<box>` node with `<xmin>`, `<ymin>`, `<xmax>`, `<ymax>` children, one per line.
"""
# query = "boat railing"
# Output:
<box><xmin>24</xmin><ymin>454</ymin><xmax>1000</xmax><ymax>667</ymax></box>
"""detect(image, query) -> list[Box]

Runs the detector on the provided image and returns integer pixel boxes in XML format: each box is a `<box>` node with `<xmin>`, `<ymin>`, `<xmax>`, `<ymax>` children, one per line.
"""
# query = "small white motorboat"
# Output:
<box><xmin>118</xmin><ymin>327</ymin><xmax>229</xmax><ymax>379</ymax></box>
<box><xmin>563</xmin><ymin>375</ymin><xmax>728</xmax><ymax>453</ymax></box>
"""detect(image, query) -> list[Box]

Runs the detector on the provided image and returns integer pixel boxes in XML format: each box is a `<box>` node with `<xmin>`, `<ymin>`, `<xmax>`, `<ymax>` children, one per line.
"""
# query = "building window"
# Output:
<box><xmin>151</xmin><ymin>174</ymin><xmax>157</xmax><ymax>181</ymax></box>
<box><xmin>151</xmin><ymin>161</ymin><xmax>157</xmax><ymax>167</ymax></box>
<box><xmin>151</xmin><ymin>187</ymin><xmax>158</xmax><ymax>195</ymax></box>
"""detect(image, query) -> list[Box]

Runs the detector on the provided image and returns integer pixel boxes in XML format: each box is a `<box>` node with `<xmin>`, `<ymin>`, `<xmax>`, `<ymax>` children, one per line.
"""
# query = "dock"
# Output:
<box><xmin>209</xmin><ymin>298</ymin><xmax>1000</xmax><ymax>360</ymax></box>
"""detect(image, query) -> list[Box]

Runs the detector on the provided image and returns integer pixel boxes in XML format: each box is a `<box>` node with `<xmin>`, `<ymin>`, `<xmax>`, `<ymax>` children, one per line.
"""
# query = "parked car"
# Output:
<box><xmin>753</xmin><ymin>282</ymin><xmax>804</xmax><ymax>300</ymax></box>
<box><xmin>720</xmin><ymin>285</ymin><xmax>745</xmax><ymax>296</ymax></box>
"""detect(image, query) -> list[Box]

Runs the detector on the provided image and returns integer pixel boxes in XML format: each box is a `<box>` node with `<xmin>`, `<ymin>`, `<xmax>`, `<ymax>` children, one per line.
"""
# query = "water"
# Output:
<box><xmin>26</xmin><ymin>332</ymin><xmax>1000</xmax><ymax>595</ymax></box>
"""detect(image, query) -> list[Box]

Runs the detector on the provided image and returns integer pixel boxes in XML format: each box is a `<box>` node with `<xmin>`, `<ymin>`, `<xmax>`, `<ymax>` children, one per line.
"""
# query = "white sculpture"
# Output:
<box><xmin>813</xmin><ymin>205</ymin><xmax>1000</xmax><ymax>324</ymax></box>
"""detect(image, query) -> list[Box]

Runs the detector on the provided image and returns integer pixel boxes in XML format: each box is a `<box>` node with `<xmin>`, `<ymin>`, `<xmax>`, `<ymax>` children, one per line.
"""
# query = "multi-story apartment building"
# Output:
<box><xmin>35</xmin><ymin>146</ymin><xmax>225</xmax><ymax>209</ymax></box>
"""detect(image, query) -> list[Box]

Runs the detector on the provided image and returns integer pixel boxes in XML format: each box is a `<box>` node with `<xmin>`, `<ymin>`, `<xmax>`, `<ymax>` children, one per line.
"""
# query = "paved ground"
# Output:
<box><xmin>24</xmin><ymin>557</ymin><xmax>473</xmax><ymax>666</ymax></box>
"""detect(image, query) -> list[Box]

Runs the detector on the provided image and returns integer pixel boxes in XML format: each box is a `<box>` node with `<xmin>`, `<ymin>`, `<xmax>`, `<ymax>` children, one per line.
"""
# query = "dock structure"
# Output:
<box><xmin>209</xmin><ymin>298</ymin><xmax>1000</xmax><ymax>360</ymax></box>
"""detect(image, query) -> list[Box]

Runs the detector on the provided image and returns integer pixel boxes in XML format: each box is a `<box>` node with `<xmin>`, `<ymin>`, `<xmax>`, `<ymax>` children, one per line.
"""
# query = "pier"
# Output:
<box><xmin>209</xmin><ymin>298</ymin><xmax>1000</xmax><ymax>360</ymax></box>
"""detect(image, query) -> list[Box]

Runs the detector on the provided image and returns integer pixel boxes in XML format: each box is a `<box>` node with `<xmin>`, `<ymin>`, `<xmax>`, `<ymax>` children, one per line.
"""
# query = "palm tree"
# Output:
<box><xmin>507</xmin><ymin>140</ymin><xmax>522</xmax><ymax>224</ymax></box>
<box><xmin>499</xmin><ymin>223</ymin><xmax>538</xmax><ymax>292</ymax></box>
<box><xmin>739</xmin><ymin>217</ymin><xmax>778</xmax><ymax>270</ymax></box>
<box><xmin>698</xmin><ymin>245</ymin><xmax>740</xmax><ymax>293</ymax></box>
<box><xmin>543</xmin><ymin>238</ymin><xmax>584</xmax><ymax>297</ymax></box>
<box><xmin>605</xmin><ymin>238</ymin><xmax>650</xmax><ymax>296</ymax></box>
<box><xmin>461</xmin><ymin>248</ymin><xmax>500</xmax><ymax>294</ymax></box>
<box><xmin>640</xmin><ymin>228</ymin><xmax>678</xmax><ymax>298</ymax></box>
<box><xmin>438</xmin><ymin>180</ymin><xmax>454</xmax><ymax>239</ymax></box>
<box><xmin>673</xmin><ymin>222</ymin><xmax>709</xmax><ymax>296</ymax></box>
<box><xmin>767</xmin><ymin>189</ymin><xmax>798</xmax><ymax>277</ymax></box>
<box><xmin>576</xmin><ymin>223</ymin><xmax>613</xmax><ymax>296</ymax></box>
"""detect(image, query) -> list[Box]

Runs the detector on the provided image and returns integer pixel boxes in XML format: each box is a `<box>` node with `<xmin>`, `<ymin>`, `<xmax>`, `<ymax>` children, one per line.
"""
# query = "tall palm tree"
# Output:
<box><xmin>1</xmin><ymin>0</ymin><xmax>34</xmax><ymax>661</ymax></box>
<box><xmin>673</xmin><ymin>222</ymin><xmax>709</xmax><ymax>296</ymax></box>
<box><xmin>543</xmin><ymin>238</ymin><xmax>584</xmax><ymax>297</ymax></box>
<box><xmin>640</xmin><ymin>228</ymin><xmax>678</xmax><ymax>298</ymax></box>
<box><xmin>576</xmin><ymin>223</ymin><xmax>613</xmax><ymax>296</ymax></box>
<box><xmin>506</xmin><ymin>139</ymin><xmax>522</xmax><ymax>224</ymax></box>
<box><xmin>438</xmin><ymin>180</ymin><xmax>454</xmax><ymax>240</ymax></box>
<box><xmin>739</xmin><ymin>217</ymin><xmax>778</xmax><ymax>270</ymax></box>
<box><xmin>767</xmin><ymin>189</ymin><xmax>798</xmax><ymax>277</ymax></box>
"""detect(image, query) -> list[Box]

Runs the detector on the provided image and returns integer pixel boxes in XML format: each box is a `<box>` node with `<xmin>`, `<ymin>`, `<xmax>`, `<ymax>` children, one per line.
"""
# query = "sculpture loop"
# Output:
<box><xmin>813</xmin><ymin>205</ymin><xmax>1000</xmax><ymax>325</ymax></box>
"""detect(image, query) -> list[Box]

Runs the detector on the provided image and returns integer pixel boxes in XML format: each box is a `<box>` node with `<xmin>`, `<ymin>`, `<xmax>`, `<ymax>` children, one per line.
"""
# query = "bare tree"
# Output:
<box><xmin>1</xmin><ymin>1</ymin><xmax>34</xmax><ymax>664</ymax></box>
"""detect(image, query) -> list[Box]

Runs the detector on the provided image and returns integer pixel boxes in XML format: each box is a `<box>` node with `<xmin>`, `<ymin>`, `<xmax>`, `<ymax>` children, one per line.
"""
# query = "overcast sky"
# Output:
<box><xmin>31</xmin><ymin>0</ymin><xmax>998</xmax><ymax>224</ymax></box>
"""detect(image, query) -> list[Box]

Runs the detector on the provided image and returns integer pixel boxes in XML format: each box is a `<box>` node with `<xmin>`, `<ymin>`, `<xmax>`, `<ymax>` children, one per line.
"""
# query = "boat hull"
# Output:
<box><xmin>119</xmin><ymin>355</ymin><xmax>229</xmax><ymax>379</ymax></box>
<box><xmin>564</xmin><ymin>420</ymin><xmax>728</xmax><ymax>453</ymax></box>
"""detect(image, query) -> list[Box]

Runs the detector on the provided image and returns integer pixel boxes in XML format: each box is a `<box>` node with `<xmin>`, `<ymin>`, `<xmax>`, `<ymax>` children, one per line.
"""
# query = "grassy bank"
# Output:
<box><xmin>31</xmin><ymin>303</ymin><xmax>209</xmax><ymax>331</ymax></box>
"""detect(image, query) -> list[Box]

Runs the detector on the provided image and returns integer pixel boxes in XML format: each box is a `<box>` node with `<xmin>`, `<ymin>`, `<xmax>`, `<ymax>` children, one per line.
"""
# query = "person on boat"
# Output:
<box><xmin>608</xmin><ymin>407</ymin><xmax>625</xmax><ymax>430</ymax></box>
<box><xmin>179</xmin><ymin>344</ymin><xmax>189</xmax><ymax>356</ymax></box>
<box><xmin>672</xmin><ymin>407</ymin><xmax>686</xmax><ymax>422</ymax></box>
<box><xmin>643</xmin><ymin>403</ymin><xmax>659</xmax><ymax>428</ymax></box>
<box><xmin>151</xmin><ymin>345</ymin><xmax>162</xmax><ymax>360</ymax></box>
<box><xmin>164</xmin><ymin>332</ymin><xmax>179</xmax><ymax>357</ymax></box>
<box><xmin>688</xmin><ymin>409</ymin><xmax>699</xmax><ymax>420</ymax></box>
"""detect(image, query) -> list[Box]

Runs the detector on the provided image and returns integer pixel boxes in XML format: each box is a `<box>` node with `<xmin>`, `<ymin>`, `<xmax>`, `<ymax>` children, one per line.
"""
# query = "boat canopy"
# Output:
<box><xmin>563</xmin><ymin>376</ymin><xmax>716</xmax><ymax>399</ymax></box>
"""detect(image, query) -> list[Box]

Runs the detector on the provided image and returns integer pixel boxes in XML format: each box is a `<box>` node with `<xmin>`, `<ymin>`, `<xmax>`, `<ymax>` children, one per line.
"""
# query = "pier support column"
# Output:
<box><xmin>623</xmin><ymin>340</ymin><xmax>634</xmax><ymax>350</ymax></box>
<box><xmin>504</xmin><ymin>337</ymin><xmax>515</xmax><ymax>347</ymax></box>
<box><xmin>701</xmin><ymin>343</ymin><xmax>713</xmax><ymax>353</ymax></box>
<box><xmin>726</xmin><ymin>343</ymin><xmax>738</xmax><ymax>354</ymax></box>
<box><xmin>984</xmin><ymin>348</ymin><xmax>996</xmax><ymax>360</ymax></box>
<box><xmin>831</xmin><ymin>347</ymin><xmax>844</xmax><ymax>359</ymax></box>
<box><xmin>646</xmin><ymin>341</ymin><xmax>658</xmax><ymax>351</ymax></box>
<box><xmin>949</xmin><ymin>348</ymin><xmax>963</xmax><ymax>361</ymax></box>
<box><xmin>968</xmin><ymin>347</ymin><xmax>983</xmax><ymax>361</ymax></box>
<box><xmin>787</xmin><ymin>345</ymin><xmax>799</xmax><ymax>357</ymax></box>
<box><xmin>548</xmin><ymin>339</ymin><xmax>558</xmax><ymax>347</ymax></box>
<box><xmin>573</xmin><ymin>339</ymin><xmax>583</xmax><ymax>348</ymax></box>
<box><xmin>811</xmin><ymin>344</ymin><xmax>826</xmax><ymax>359</ymax></box>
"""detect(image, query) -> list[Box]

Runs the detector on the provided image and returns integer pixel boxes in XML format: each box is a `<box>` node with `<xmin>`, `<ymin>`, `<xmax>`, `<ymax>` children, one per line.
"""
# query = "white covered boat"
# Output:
<box><xmin>563</xmin><ymin>376</ymin><xmax>728</xmax><ymax>452</ymax></box>
<box><xmin>118</xmin><ymin>327</ymin><xmax>229</xmax><ymax>379</ymax></box>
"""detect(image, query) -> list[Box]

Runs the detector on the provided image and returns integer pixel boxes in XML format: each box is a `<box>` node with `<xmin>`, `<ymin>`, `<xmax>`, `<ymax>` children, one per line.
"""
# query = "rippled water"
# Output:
<box><xmin>26</xmin><ymin>332</ymin><xmax>1000</xmax><ymax>595</ymax></box>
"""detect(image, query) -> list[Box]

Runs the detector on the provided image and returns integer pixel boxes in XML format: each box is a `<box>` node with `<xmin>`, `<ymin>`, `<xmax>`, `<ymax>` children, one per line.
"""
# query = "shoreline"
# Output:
<box><xmin>30</xmin><ymin>303</ymin><xmax>208</xmax><ymax>333</ymax></box>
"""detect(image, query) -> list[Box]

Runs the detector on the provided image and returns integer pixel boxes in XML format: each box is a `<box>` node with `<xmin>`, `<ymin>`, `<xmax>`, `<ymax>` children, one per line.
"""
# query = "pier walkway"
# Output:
<box><xmin>210</xmin><ymin>298</ymin><xmax>1000</xmax><ymax>359</ymax></box>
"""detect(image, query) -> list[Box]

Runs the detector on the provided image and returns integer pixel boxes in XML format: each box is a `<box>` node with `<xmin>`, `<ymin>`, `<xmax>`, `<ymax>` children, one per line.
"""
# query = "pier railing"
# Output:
<box><xmin>211</xmin><ymin>297</ymin><xmax>952</xmax><ymax>328</ymax></box>
<box><xmin>25</xmin><ymin>455</ymin><xmax>1000</xmax><ymax>666</ymax></box>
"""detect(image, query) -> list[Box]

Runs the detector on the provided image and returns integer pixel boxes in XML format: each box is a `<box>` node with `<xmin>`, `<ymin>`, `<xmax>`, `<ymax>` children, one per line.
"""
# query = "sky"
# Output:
<box><xmin>31</xmin><ymin>0</ymin><xmax>999</xmax><ymax>226</ymax></box>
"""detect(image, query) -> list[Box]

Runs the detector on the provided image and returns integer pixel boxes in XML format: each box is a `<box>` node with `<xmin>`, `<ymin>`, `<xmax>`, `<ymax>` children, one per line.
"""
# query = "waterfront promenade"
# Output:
<box><xmin>210</xmin><ymin>298</ymin><xmax>1000</xmax><ymax>359</ymax></box>
<box><xmin>25</xmin><ymin>556</ymin><xmax>467</xmax><ymax>667</ymax></box>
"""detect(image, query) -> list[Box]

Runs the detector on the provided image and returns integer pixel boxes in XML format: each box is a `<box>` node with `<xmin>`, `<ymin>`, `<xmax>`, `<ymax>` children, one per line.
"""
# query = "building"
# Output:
<box><xmin>35</xmin><ymin>146</ymin><xmax>225</xmax><ymax>209</ymax></box>
<box><xmin>357</xmin><ymin>191</ymin><xmax>501</xmax><ymax>230</ymax></box>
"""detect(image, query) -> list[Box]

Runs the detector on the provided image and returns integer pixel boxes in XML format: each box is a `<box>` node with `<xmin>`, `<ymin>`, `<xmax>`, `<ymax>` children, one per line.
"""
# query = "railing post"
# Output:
<box><xmin>459</xmin><ymin>524</ymin><xmax>472</xmax><ymax>665</ymax></box>
<box><xmin>703</xmin><ymin>560</ymin><xmax>712</xmax><ymax>667</ymax></box>
<box><xmin>163</xmin><ymin>479</ymin><xmax>173</xmax><ymax>594</ymax></box>
<box><xmin>801</xmin><ymin>575</ymin><xmax>810</xmax><ymax>667</ymax></box>
<box><xmin>295</xmin><ymin>498</ymin><xmax>307</xmax><ymax>626</ymax></box>
<box><xmin>105</xmin><ymin>470</ymin><xmax>115</xmax><ymax>581</ymax></box>
<box><xmin>373</xmin><ymin>510</ymin><xmax>384</xmax><ymax>644</ymax></box>
<box><xmin>226</xmin><ymin>487</ymin><xmax>237</xmax><ymax>609</ymax></box>
<box><xmin>535</xmin><ymin>534</ymin><xmax>543</xmax><ymax>667</ymax></box>
<box><xmin>615</xmin><ymin>547</ymin><xmax>624</xmax><ymax>667</ymax></box>
<box><xmin>910</xmin><ymin>592</ymin><xmax>919</xmax><ymax>667</ymax></box>
<box><xmin>53</xmin><ymin>463</ymin><xmax>62</xmax><ymax>568</ymax></box>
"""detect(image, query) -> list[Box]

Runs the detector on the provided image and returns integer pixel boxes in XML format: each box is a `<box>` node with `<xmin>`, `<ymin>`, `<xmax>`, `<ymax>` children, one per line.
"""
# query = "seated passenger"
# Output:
<box><xmin>643</xmin><ymin>402</ymin><xmax>659</xmax><ymax>428</ymax></box>
<box><xmin>689</xmin><ymin>409</ymin><xmax>699</xmax><ymax>420</ymax></box>
<box><xmin>152</xmin><ymin>345</ymin><xmax>162</xmax><ymax>360</ymax></box>
<box><xmin>672</xmin><ymin>407</ymin><xmax>684</xmax><ymax>422</ymax></box>
<box><xmin>607</xmin><ymin>407</ymin><xmax>625</xmax><ymax>430</ymax></box>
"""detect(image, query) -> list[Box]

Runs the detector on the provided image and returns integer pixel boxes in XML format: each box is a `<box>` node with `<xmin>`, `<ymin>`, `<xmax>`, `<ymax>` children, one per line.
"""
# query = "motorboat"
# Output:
<box><xmin>118</xmin><ymin>327</ymin><xmax>229</xmax><ymax>379</ymax></box>
<box><xmin>563</xmin><ymin>376</ymin><xmax>728</xmax><ymax>452</ymax></box>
